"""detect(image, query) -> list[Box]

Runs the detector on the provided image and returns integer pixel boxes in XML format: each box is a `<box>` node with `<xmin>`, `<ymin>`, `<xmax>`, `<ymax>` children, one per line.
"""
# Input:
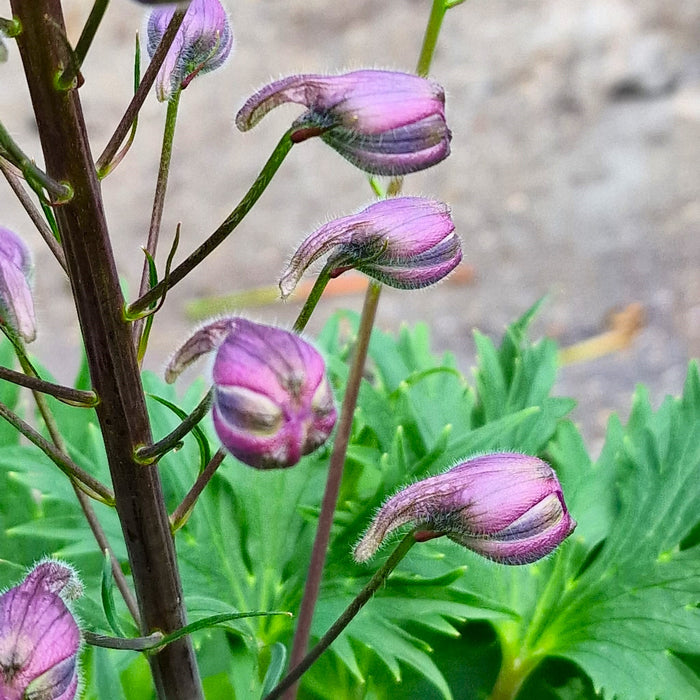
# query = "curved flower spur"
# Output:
<box><xmin>355</xmin><ymin>452</ymin><xmax>577</xmax><ymax>565</ymax></box>
<box><xmin>279</xmin><ymin>196</ymin><xmax>462</xmax><ymax>298</ymax></box>
<box><xmin>166</xmin><ymin>318</ymin><xmax>337</xmax><ymax>469</ymax></box>
<box><xmin>236</xmin><ymin>70</ymin><xmax>451</xmax><ymax>175</ymax></box>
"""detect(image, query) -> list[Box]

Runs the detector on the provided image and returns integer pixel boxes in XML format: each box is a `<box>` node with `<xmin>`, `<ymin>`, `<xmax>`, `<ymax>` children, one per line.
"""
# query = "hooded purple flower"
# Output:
<box><xmin>166</xmin><ymin>318</ymin><xmax>337</xmax><ymax>469</ymax></box>
<box><xmin>279</xmin><ymin>197</ymin><xmax>461</xmax><ymax>298</ymax></box>
<box><xmin>0</xmin><ymin>560</ymin><xmax>82</xmax><ymax>700</ymax></box>
<box><xmin>146</xmin><ymin>0</ymin><xmax>233</xmax><ymax>101</ymax></box>
<box><xmin>355</xmin><ymin>453</ymin><xmax>576</xmax><ymax>565</ymax></box>
<box><xmin>236</xmin><ymin>70</ymin><xmax>451</xmax><ymax>175</ymax></box>
<box><xmin>0</xmin><ymin>226</ymin><xmax>36</xmax><ymax>343</ymax></box>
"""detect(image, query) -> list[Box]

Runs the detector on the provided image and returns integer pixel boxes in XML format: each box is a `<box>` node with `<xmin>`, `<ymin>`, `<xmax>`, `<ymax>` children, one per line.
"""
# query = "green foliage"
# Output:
<box><xmin>0</xmin><ymin>309</ymin><xmax>698</xmax><ymax>699</ymax></box>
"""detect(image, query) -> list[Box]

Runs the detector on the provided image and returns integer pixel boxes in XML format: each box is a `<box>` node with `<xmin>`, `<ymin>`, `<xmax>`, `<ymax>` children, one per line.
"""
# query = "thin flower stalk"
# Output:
<box><xmin>170</xmin><ymin>448</ymin><xmax>226</xmax><ymax>532</ymax></box>
<box><xmin>128</xmin><ymin>130</ymin><xmax>295</xmax><ymax>315</ymax></box>
<box><xmin>96</xmin><ymin>9</ymin><xmax>187</xmax><ymax>175</ymax></box>
<box><xmin>267</xmin><ymin>531</ymin><xmax>417</xmax><ymax>700</ymax></box>
<box><xmin>133</xmin><ymin>88</ymin><xmax>182</xmax><ymax>355</ymax></box>
<box><xmin>57</xmin><ymin>0</ymin><xmax>110</xmax><ymax>89</ymax></box>
<box><xmin>0</xmin><ymin>365</ymin><xmax>97</xmax><ymax>406</ymax></box>
<box><xmin>0</xmin><ymin>121</ymin><xmax>72</xmax><ymax>203</ymax></box>
<box><xmin>135</xmin><ymin>388</ymin><xmax>213</xmax><ymax>464</ymax></box>
<box><xmin>286</xmin><ymin>281</ymin><xmax>382</xmax><ymax>695</ymax></box>
<box><xmin>0</xmin><ymin>399</ymin><xmax>114</xmax><ymax>505</ymax></box>
<box><xmin>0</xmin><ymin>157</ymin><xmax>67</xmax><ymax>272</ymax></box>
<box><xmin>22</xmin><ymin>357</ymin><xmax>140</xmax><ymax>625</ymax></box>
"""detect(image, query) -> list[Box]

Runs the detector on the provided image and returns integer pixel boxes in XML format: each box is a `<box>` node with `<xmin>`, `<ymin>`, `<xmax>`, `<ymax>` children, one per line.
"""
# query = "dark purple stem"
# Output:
<box><xmin>10</xmin><ymin>2</ymin><xmax>203</xmax><ymax>697</ymax></box>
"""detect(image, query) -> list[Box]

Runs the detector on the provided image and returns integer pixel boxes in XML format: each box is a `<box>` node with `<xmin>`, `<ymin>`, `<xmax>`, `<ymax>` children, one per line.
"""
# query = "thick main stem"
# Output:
<box><xmin>10</xmin><ymin>2</ymin><xmax>203</xmax><ymax>698</ymax></box>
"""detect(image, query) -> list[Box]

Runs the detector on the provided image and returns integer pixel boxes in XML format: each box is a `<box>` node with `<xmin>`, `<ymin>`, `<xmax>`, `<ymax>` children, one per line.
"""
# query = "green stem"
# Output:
<box><xmin>267</xmin><ymin>531</ymin><xmax>417</xmax><ymax>700</ymax></box>
<box><xmin>285</xmin><ymin>281</ymin><xmax>382</xmax><ymax>697</ymax></box>
<box><xmin>0</xmin><ymin>17</ymin><xmax>21</xmax><ymax>37</ymax></box>
<box><xmin>488</xmin><ymin>641</ymin><xmax>541</xmax><ymax>700</ymax></box>
<box><xmin>135</xmin><ymin>388</ymin><xmax>213</xmax><ymax>464</ymax></box>
<box><xmin>95</xmin><ymin>9</ymin><xmax>186</xmax><ymax>176</ymax></box>
<box><xmin>292</xmin><ymin>265</ymin><xmax>334</xmax><ymax>333</ymax></box>
<box><xmin>170</xmin><ymin>448</ymin><xmax>226</xmax><ymax>533</ymax></box>
<box><xmin>128</xmin><ymin>131</ymin><xmax>295</xmax><ymax>316</ymax></box>
<box><xmin>0</xmin><ymin>156</ymin><xmax>67</xmax><ymax>271</ymax></box>
<box><xmin>57</xmin><ymin>0</ymin><xmax>109</xmax><ymax>89</ymax></box>
<box><xmin>0</xmin><ymin>120</ymin><xmax>72</xmax><ymax>202</ymax></box>
<box><xmin>0</xmin><ymin>365</ymin><xmax>97</xmax><ymax>406</ymax></box>
<box><xmin>416</xmin><ymin>0</ymin><xmax>447</xmax><ymax>77</ymax></box>
<box><xmin>133</xmin><ymin>88</ymin><xmax>182</xmax><ymax>356</ymax></box>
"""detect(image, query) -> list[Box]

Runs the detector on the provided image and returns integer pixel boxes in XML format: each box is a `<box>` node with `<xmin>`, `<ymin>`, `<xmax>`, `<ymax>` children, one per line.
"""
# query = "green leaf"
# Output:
<box><xmin>261</xmin><ymin>642</ymin><xmax>288</xmax><ymax>696</ymax></box>
<box><xmin>101</xmin><ymin>550</ymin><xmax>125</xmax><ymax>637</ymax></box>
<box><xmin>536</xmin><ymin>363</ymin><xmax>700</xmax><ymax>699</ymax></box>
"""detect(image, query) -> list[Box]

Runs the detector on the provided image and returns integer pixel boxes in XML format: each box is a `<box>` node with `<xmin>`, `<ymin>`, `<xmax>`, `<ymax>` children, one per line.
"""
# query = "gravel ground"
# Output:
<box><xmin>0</xmin><ymin>0</ymin><xmax>698</xmax><ymax>454</ymax></box>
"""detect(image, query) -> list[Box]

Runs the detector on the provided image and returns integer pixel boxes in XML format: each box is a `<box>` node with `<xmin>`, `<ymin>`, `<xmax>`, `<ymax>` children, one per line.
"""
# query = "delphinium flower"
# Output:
<box><xmin>0</xmin><ymin>560</ymin><xmax>82</xmax><ymax>700</ymax></box>
<box><xmin>355</xmin><ymin>453</ymin><xmax>576</xmax><ymax>565</ymax></box>
<box><xmin>236</xmin><ymin>69</ymin><xmax>451</xmax><ymax>175</ymax></box>
<box><xmin>0</xmin><ymin>226</ymin><xmax>36</xmax><ymax>343</ymax></box>
<box><xmin>279</xmin><ymin>196</ymin><xmax>461</xmax><ymax>298</ymax></box>
<box><xmin>166</xmin><ymin>318</ymin><xmax>337</xmax><ymax>469</ymax></box>
<box><xmin>145</xmin><ymin>0</ymin><xmax>233</xmax><ymax>101</ymax></box>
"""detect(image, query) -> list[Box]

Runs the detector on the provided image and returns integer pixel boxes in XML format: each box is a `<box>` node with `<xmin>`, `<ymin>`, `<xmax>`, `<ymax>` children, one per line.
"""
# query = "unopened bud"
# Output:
<box><xmin>0</xmin><ymin>560</ymin><xmax>82</xmax><ymax>700</ymax></box>
<box><xmin>146</xmin><ymin>0</ymin><xmax>233</xmax><ymax>101</ymax></box>
<box><xmin>166</xmin><ymin>318</ymin><xmax>337</xmax><ymax>469</ymax></box>
<box><xmin>236</xmin><ymin>69</ymin><xmax>451</xmax><ymax>176</ymax></box>
<box><xmin>279</xmin><ymin>197</ymin><xmax>461</xmax><ymax>298</ymax></box>
<box><xmin>355</xmin><ymin>453</ymin><xmax>576</xmax><ymax>565</ymax></box>
<box><xmin>0</xmin><ymin>226</ymin><xmax>36</xmax><ymax>343</ymax></box>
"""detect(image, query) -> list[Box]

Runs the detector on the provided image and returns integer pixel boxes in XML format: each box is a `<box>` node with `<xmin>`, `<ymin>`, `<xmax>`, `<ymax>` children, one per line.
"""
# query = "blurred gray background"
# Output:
<box><xmin>0</xmin><ymin>0</ymin><xmax>698</xmax><ymax>453</ymax></box>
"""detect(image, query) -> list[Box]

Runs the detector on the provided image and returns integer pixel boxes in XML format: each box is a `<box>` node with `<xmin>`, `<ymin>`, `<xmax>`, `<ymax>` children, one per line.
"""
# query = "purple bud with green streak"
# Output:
<box><xmin>279</xmin><ymin>197</ymin><xmax>461</xmax><ymax>298</ymax></box>
<box><xmin>355</xmin><ymin>453</ymin><xmax>577</xmax><ymax>565</ymax></box>
<box><xmin>0</xmin><ymin>560</ymin><xmax>82</xmax><ymax>700</ymax></box>
<box><xmin>166</xmin><ymin>318</ymin><xmax>337</xmax><ymax>469</ymax></box>
<box><xmin>0</xmin><ymin>227</ymin><xmax>36</xmax><ymax>343</ymax></box>
<box><xmin>236</xmin><ymin>70</ymin><xmax>451</xmax><ymax>175</ymax></box>
<box><xmin>146</xmin><ymin>0</ymin><xmax>233</xmax><ymax>102</ymax></box>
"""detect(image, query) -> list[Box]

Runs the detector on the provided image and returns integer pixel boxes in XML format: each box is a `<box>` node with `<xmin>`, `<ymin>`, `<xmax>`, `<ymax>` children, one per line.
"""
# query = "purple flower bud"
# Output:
<box><xmin>166</xmin><ymin>318</ymin><xmax>337</xmax><ymax>469</ymax></box>
<box><xmin>354</xmin><ymin>453</ymin><xmax>576</xmax><ymax>565</ymax></box>
<box><xmin>236</xmin><ymin>70</ymin><xmax>451</xmax><ymax>175</ymax></box>
<box><xmin>0</xmin><ymin>560</ymin><xmax>82</xmax><ymax>700</ymax></box>
<box><xmin>0</xmin><ymin>227</ymin><xmax>36</xmax><ymax>343</ymax></box>
<box><xmin>279</xmin><ymin>197</ymin><xmax>461</xmax><ymax>298</ymax></box>
<box><xmin>146</xmin><ymin>0</ymin><xmax>233</xmax><ymax>102</ymax></box>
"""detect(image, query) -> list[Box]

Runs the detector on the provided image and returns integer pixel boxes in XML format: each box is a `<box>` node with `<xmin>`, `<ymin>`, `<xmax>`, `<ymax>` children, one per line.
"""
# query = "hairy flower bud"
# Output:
<box><xmin>279</xmin><ymin>197</ymin><xmax>461</xmax><ymax>298</ymax></box>
<box><xmin>166</xmin><ymin>318</ymin><xmax>337</xmax><ymax>469</ymax></box>
<box><xmin>355</xmin><ymin>453</ymin><xmax>576</xmax><ymax>565</ymax></box>
<box><xmin>0</xmin><ymin>226</ymin><xmax>36</xmax><ymax>343</ymax></box>
<box><xmin>0</xmin><ymin>560</ymin><xmax>82</xmax><ymax>700</ymax></box>
<box><xmin>146</xmin><ymin>0</ymin><xmax>233</xmax><ymax>101</ymax></box>
<box><xmin>236</xmin><ymin>69</ymin><xmax>451</xmax><ymax>175</ymax></box>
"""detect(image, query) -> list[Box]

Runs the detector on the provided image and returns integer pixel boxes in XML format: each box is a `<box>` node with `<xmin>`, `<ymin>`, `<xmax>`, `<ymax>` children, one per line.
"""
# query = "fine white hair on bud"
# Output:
<box><xmin>236</xmin><ymin>69</ymin><xmax>451</xmax><ymax>176</ymax></box>
<box><xmin>166</xmin><ymin>318</ymin><xmax>337</xmax><ymax>469</ymax></box>
<box><xmin>279</xmin><ymin>197</ymin><xmax>461</xmax><ymax>299</ymax></box>
<box><xmin>354</xmin><ymin>453</ymin><xmax>576</xmax><ymax>565</ymax></box>
<box><xmin>145</xmin><ymin>0</ymin><xmax>233</xmax><ymax>101</ymax></box>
